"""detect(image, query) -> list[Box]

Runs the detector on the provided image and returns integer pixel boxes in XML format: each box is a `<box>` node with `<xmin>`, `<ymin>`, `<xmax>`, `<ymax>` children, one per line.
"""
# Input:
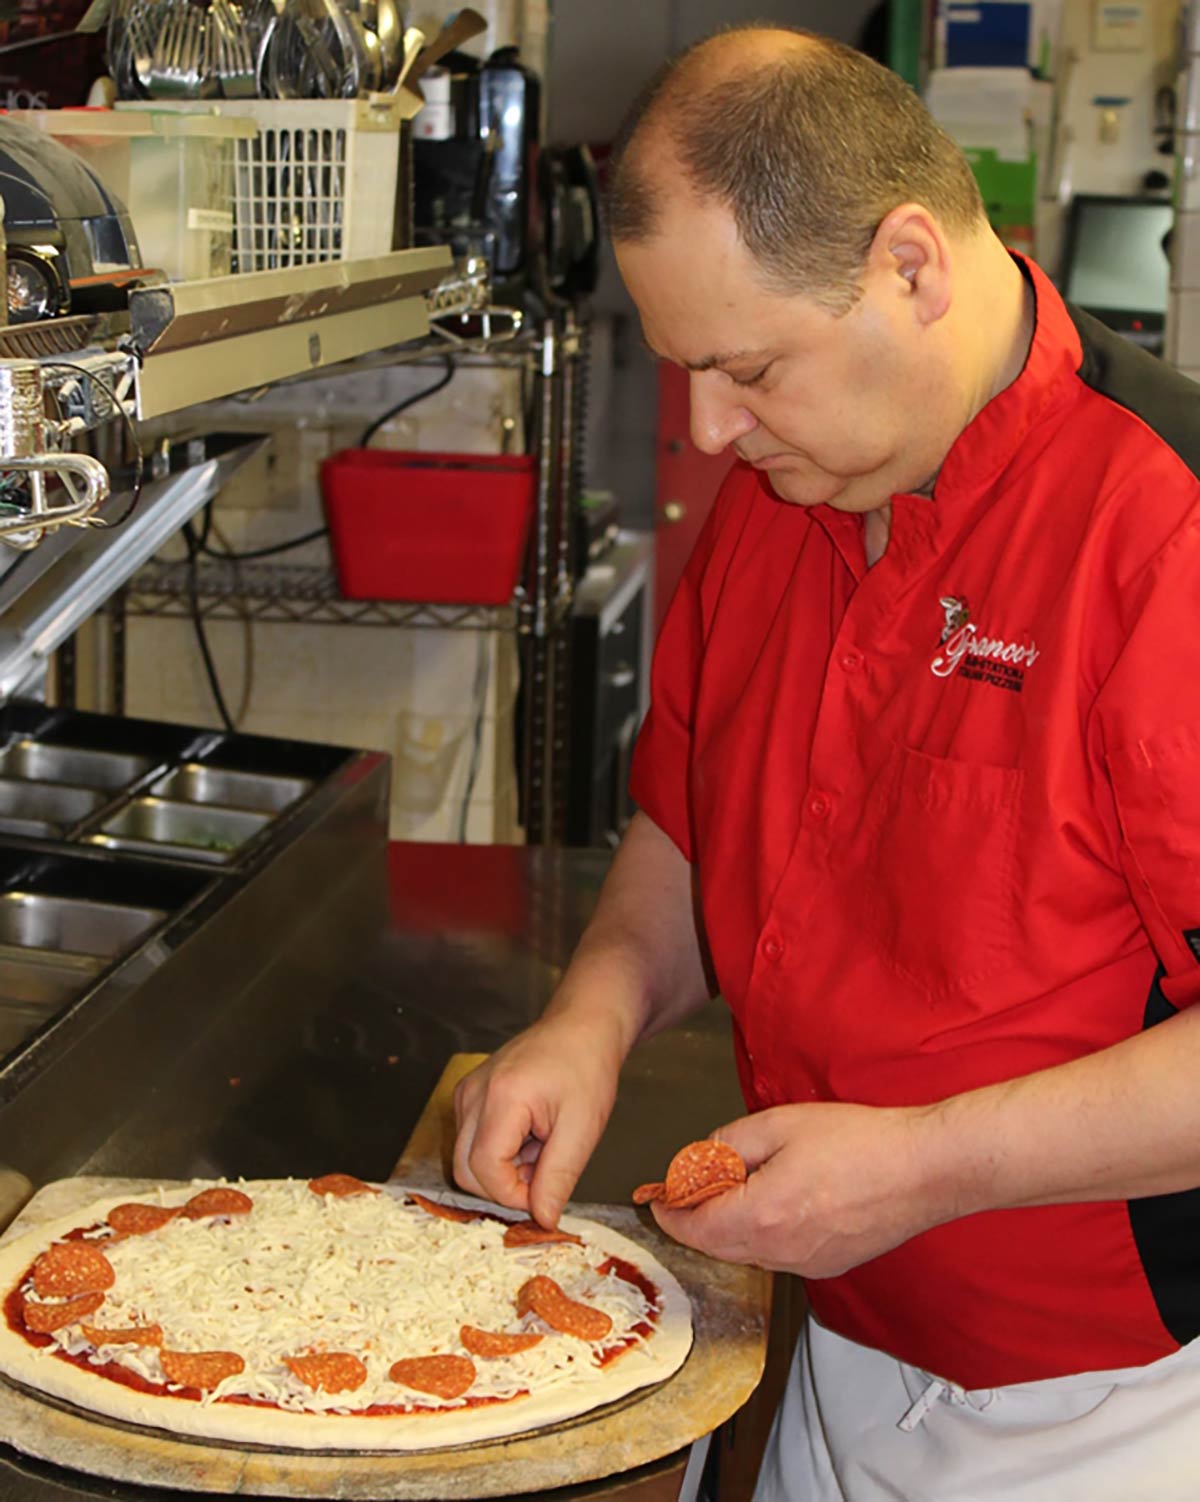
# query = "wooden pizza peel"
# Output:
<box><xmin>0</xmin><ymin>1052</ymin><xmax>771</xmax><ymax>1499</ymax></box>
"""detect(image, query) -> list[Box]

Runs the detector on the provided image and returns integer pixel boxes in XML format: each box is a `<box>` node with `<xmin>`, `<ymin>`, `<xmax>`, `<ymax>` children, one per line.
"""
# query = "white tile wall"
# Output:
<box><xmin>124</xmin><ymin>617</ymin><xmax>523</xmax><ymax>844</ymax></box>
<box><xmin>1172</xmin><ymin>209</ymin><xmax>1200</xmax><ymax>291</ymax></box>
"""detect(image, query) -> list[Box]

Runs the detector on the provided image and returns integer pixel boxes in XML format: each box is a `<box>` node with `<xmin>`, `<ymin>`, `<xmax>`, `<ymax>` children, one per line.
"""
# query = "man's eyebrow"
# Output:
<box><xmin>639</xmin><ymin>336</ymin><xmax>771</xmax><ymax>371</ymax></box>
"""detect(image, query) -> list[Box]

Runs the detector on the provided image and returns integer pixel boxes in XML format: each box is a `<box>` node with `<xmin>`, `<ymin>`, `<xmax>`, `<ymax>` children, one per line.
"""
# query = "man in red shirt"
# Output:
<box><xmin>454</xmin><ymin>26</ymin><xmax>1200</xmax><ymax>1499</ymax></box>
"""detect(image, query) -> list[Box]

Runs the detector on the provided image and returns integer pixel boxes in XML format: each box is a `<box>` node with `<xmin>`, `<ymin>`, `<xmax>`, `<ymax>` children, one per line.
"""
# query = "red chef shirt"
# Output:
<box><xmin>630</xmin><ymin>256</ymin><xmax>1200</xmax><ymax>1389</ymax></box>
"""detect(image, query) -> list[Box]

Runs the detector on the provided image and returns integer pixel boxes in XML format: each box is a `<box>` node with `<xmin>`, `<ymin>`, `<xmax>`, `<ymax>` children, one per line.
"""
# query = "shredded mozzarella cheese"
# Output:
<box><xmin>47</xmin><ymin>1182</ymin><xmax>655</xmax><ymax>1415</ymax></box>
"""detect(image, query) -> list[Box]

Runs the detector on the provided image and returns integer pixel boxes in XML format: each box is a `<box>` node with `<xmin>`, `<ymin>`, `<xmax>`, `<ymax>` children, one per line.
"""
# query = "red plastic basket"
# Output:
<box><xmin>320</xmin><ymin>449</ymin><xmax>536</xmax><ymax>605</ymax></box>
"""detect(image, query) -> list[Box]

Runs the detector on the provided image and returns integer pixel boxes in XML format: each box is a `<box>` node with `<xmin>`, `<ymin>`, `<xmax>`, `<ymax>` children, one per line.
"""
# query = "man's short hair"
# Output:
<box><xmin>607</xmin><ymin>28</ymin><xmax>986</xmax><ymax>311</ymax></box>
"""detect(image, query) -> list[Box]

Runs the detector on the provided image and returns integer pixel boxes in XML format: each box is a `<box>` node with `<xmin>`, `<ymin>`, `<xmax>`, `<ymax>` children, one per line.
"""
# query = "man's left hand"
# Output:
<box><xmin>651</xmin><ymin>1101</ymin><xmax>947</xmax><ymax>1278</ymax></box>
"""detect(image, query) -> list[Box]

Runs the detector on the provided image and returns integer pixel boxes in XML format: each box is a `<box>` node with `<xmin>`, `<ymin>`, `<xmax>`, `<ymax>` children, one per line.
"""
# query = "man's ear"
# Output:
<box><xmin>868</xmin><ymin>204</ymin><xmax>953</xmax><ymax>326</ymax></box>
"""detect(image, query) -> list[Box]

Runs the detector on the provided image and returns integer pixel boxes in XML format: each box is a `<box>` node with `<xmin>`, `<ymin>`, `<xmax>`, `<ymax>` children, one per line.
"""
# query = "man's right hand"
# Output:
<box><xmin>452</xmin><ymin>1010</ymin><xmax>626</xmax><ymax>1229</ymax></box>
<box><xmin>451</xmin><ymin>812</ymin><xmax>713</xmax><ymax>1231</ymax></box>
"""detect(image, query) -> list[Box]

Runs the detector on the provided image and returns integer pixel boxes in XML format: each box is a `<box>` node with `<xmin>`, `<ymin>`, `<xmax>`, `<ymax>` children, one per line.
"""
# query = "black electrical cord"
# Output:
<box><xmin>199</xmin><ymin>359</ymin><xmax>459</xmax><ymax>565</ymax></box>
<box><xmin>43</xmin><ymin>362</ymin><xmax>144</xmax><ymax>529</ymax></box>
<box><xmin>200</xmin><ymin>524</ymin><xmax>330</xmax><ymax>564</ymax></box>
<box><xmin>356</xmin><ymin>356</ymin><xmax>456</xmax><ymax>450</ymax></box>
<box><xmin>181</xmin><ymin>515</ymin><xmax>236</xmax><ymax>734</ymax></box>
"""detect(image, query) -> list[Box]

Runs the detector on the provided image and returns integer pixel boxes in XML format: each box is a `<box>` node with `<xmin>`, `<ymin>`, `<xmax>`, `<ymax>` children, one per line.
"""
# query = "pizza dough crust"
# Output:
<box><xmin>0</xmin><ymin>1184</ymin><xmax>693</xmax><ymax>1452</ymax></box>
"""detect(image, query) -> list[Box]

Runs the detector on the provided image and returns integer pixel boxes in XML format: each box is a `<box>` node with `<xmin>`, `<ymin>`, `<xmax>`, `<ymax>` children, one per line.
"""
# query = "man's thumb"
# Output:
<box><xmin>713</xmin><ymin>1107</ymin><xmax>790</xmax><ymax>1174</ymax></box>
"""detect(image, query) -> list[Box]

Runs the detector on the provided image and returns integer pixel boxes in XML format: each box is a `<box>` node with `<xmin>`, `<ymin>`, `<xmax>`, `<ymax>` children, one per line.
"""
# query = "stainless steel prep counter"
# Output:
<box><xmin>0</xmin><ymin>842</ymin><xmax>755</xmax><ymax>1502</ymax></box>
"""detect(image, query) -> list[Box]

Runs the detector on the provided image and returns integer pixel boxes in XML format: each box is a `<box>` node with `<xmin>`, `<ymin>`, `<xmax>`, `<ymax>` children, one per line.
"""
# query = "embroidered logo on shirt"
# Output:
<box><xmin>939</xmin><ymin>595</ymin><xmax>971</xmax><ymax>642</ymax></box>
<box><xmin>931</xmin><ymin>596</ymin><xmax>1041</xmax><ymax>693</ymax></box>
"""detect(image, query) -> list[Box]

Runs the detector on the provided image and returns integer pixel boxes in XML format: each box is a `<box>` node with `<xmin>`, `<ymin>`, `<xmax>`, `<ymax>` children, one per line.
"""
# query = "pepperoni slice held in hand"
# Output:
<box><xmin>180</xmin><ymin>1188</ymin><xmax>253</xmax><ymax>1220</ymax></box>
<box><xmin>632</xmin><ymin>1182</ymin><xmax>664</xmax><ymax>1206</ymax></box>
<box><xmin>285</xmin><ymin>1352</ymin><xmax>368</xmax><ymax>1393</ymax></box>
<box><xmin>408</xmin><ymin>1193</ymin><xmax>478</xmax><ymax>1225</ymax></box>
<box><xmin>32</xmin><ymin>1243</ymin><xmax>115</xmax><ymax>1298</ymax></box>
<box><xmin>663</xmin><ymin>1140</ymin><xmax>747</xmax><ymax>1207</ymax></box>
<box><xmin>82</xmin><ymin>1323</ymin><xmax>163</xmax><ymax>1348</ymax></box>
<box><xmin>501</xmin><ymin>1219</ymin><xmax>583</xmax><ymax>1249</ymax></box>
<box><xmin>108</xmin><ymin>1203</ymin><xmax>178</xmax><ymax>1236</ymax></box>
<box><xmin>389</xmin><ymin>1354</ymin><xmax>476</xmax><ymax>1399</ymax></box>
<box><xmin>160</xmin><ymin>1349</ymin><xmax>245</xmax><ymax>1390</ymax></box>
<box><xmin>307</xmin><ymin>1174</ymin><xmax>378</xmax><ymax>1199</ymax></box>
<box><xmin>667</xmin><ymin>1181</ymin><xmax>742</xmax><ymax>1209</ymax></box>
<box><xmin>460</xmin><ymin>1324</ymin><xmax>544</xmax><ymax>1358</ymax></box>
<box><xmin>22</xmin><ymin>1290</ymin><xmax>106</xmax><ymax>1333</ymax></box>
<box><xmin>516</xmin><ymin>1276</ymin><xmax>613</xmax><ymax>1342</ymax></box>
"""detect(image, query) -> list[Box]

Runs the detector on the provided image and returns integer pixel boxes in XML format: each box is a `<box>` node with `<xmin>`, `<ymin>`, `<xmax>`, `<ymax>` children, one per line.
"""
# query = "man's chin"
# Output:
<box><xmin>765</xmin><ymin>470</ymin><xmax>846</xmax><ymax>509</ymax></box>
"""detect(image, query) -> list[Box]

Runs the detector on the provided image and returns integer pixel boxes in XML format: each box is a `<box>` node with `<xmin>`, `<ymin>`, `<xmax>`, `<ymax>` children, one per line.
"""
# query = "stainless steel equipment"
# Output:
<box><xmin>0</xmin><ymin>892</ymin><xmax>166</xmax><ymax>958</ymax></box>
<box><xmin>149</xmin><ymin>763</ymin><xmax>311</xmax><ymax>812</ymax></box>
<box><xmin>0</xmin><ymin>740</ymin><xmax>151</xmax><ymax>789</ymax></box>
<box><xmin>89</xmin><ymin>797</ymin><xmax>273</xmax><ymax>864</ymax></box>
<box><xmin>0</xmin><ymin>699</ymin><xmax>388</xmax><ymax>1072</ymax></box>
<box><xmin>0</xmin><ymin>780</ymin><xmax>105</xmax><ymax>838</ymax></box>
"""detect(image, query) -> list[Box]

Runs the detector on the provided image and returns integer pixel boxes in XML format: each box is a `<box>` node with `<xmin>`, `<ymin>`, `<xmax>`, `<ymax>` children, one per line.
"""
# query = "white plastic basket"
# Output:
<box><xmin>204</xmin><ymin>97</ymin><xmax>408</xmax><ymax>272</ymax></box>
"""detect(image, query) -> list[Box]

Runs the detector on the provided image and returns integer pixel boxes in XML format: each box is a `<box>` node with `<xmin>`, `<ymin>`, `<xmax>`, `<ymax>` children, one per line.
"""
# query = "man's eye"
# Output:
<box><xmin>730</xmin><ymin>365</ymin><xmax>770</xmax><ymax>389</ymax></box>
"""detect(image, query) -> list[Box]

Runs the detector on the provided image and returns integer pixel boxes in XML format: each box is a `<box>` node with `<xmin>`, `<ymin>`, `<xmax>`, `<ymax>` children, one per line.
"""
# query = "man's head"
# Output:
<box><xmin>609</xmin><ymin>29</ymin><xmax>1024</xmax><ymax>513</ymax></box>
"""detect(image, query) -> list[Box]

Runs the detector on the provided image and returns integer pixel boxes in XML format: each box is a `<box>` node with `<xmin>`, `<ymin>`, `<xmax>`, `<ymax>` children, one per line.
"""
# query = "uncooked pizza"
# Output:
<box><xmin>0</xmin><ymin>1176</ymin><xmax>692</xmax><ymax>1451</ymax></box>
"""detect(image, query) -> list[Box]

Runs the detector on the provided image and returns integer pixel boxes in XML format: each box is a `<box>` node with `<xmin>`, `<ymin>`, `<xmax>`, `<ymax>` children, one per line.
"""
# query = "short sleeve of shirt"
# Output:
<box><xmin>1099</xmin><ymin>508</ymin><xmax>1200</xmax><ymax>1008</ymax></box>
<box><xmin>629</xmin><ymin>469</ymin><xmax>746</xmax><ymax>862</ymax></box>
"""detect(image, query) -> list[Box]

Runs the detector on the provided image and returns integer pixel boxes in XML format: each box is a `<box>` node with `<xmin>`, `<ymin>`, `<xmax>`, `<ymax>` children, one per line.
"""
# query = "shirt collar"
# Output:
<box><xmin>927</xmin><ymin>253</ymin><xmax>1081</xmax><ymax>508</ymax></box>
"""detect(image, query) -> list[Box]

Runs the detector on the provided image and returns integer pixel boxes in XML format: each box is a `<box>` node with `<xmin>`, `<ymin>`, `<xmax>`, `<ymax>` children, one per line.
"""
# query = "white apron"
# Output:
<box><xmin>754</xmin><ymin>1315</ymin><xmax>1200</xmax><ymax>1501</ymax></box>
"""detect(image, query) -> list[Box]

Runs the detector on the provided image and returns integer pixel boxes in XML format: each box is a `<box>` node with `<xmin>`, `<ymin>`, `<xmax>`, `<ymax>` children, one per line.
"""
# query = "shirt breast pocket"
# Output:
<box><xmin>860</xmin><ymin>744</ymin><xmax>1024</xmax><ymax>1000</ymax></box>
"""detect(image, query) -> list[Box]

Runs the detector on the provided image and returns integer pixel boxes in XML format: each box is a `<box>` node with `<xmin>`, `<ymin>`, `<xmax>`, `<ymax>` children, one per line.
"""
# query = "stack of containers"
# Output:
<box><xmin>115</xmin><ymin>95</ymin><xmax>416</xmax><ymax>272</ymax></box>
<box><xmin>1168</xmin><ymin>1</ymin><xmax>1200</xmax><ymax>379</ymax></box>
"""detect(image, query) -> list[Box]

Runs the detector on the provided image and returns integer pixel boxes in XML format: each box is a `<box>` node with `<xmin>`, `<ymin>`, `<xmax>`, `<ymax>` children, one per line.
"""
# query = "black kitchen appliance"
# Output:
<box><xmin>566</xmin><ymin>533</ymin><xmax>652</xmax><ymax>847</ymax></box>
<box><xmin>413</xmin><ymin>47</ymin><xmax>599</xmax><ymax>300</ymax></box>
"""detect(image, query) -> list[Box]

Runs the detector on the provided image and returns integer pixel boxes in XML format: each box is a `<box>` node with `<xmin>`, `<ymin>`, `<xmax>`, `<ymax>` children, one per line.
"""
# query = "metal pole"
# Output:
<box><xmin>522</xmin><ymin>317</ymin><xmax>560</xmax><ymax>844</ymax></box>
<box><xmin>56</xmin><ymin>635</ymin><xmax>77</xmax><ymax>710</ymax></box>
<box><xmin>110</xmin><ymin>588</ymin><xmax>127</xmax><ymax>716</ymax></box>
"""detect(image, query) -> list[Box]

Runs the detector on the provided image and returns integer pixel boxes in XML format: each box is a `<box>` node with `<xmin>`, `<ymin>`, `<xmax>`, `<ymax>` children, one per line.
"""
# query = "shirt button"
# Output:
<box><xmin>762</xmin><ymin>934</ymin><xmax>784</xmax><ymax>963</ymax></box>
<box><xmin>840</xmin><ymin>649</ymin><xmax>864</xmax><ymax>673</ymax></box>
<box><xmin>807</xmin><ymin>792</ymin><xmax>833</xmax><ymax>821</ymax></box>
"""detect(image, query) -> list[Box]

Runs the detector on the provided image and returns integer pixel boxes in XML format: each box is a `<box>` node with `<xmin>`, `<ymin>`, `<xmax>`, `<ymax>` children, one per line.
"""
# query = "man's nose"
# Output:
<box><xmin>688</xmin><ymin>372</ymin><xmax>757</xmax><ymax>456</ymax></box>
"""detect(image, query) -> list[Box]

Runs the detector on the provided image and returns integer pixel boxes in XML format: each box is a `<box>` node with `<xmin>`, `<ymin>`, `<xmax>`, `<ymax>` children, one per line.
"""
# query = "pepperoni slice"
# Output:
<box><xmin>663</xmin><ymin>1140</ymin><xmax>747</xmax><ymax>1208</ymax></box>
<box><xmin>22</xmin><ymin>1290</ymin><xmax>105</xmax><ymax>1334</ymax></box>
<box><xmin>32</xmin><ymin>1242</ymin><xmax>115</xmax><ymax>1298</ymax></box>
<box><xmin>666</xmin><ymin>1181</ymin><xmax>739</xmax><ymax>1209</ymax></box>
<box><xmin>460</xmin><ymin>1324</ymin><xmax>544</xmax><ymax>1358</ymax></box>
<box><xmin>160</xmin><ymin>1349</ymin><xmax>245</xmax><ymax>1390</ymax></box>
<box><xmin>82</xmin><ymin>1323</ymin><xmax>163</xmax><ymax>1348</ymax></box>
<box><xmin>632</xmin><ymin>1181</ymin><xmax>664</xmax><ymax>1206</ymax></box>
<box><xmin>179</xmin><ymin>1188</ymin><xmax>253</xmax><ymax>1220</ymax></box>
<box><xmin>285</xmin><ymin>1352</ymin><xmax>368</xmax><ymax>1393</ymax></box>
<box><xmin>408</xmin><ymin>1193</ymin><xmax>478</xmax><ymax>1225</ymax></box>
<box><xmin>501</xmin><ymin>1219</ymin><xmax>584</xmax><ymax>1249</ymax></box>
<box><xmin>307</xmin><ymin>1173</ymin><xmax>378</xmax><ymax>1198</ymax></box>
<box><xmin>516</xmin><ymin>1275</ymin><xmax>613</xmax><ymax>1342</ymax></box>
<box><xmin>108</xmin><ymin>1203</ymin><xmax>178</xmax><ymax>1236</ymax></box>
<box><xmin>389</xmin><ymin>1354</ymin><xmax>476</xmax><ymax>1400</ymax></box>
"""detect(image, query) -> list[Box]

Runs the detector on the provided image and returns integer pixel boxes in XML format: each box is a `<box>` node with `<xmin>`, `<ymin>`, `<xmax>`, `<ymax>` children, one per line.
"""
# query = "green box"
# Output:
<box><xmin>963</xmin><ymin>146</ymin><xmax>1037</xmax><ymax>222</ymax></box>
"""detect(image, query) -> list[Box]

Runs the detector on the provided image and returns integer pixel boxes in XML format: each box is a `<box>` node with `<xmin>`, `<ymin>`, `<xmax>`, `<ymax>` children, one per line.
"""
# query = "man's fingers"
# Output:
<box><xmin>469</xmin><ymin>1106</ymin><xmax>534</xmax><ymax>1211</ymax></box>
<box><xmin>451</xmin><ymin>1107</ymin><xmax>484</xmax><ymax>1199</ymax></box>
<box><xmin>453</xmin><ymin>1075</ymin><xmax>535</xmax><ymax>1211</ymax></box>
<box><xmin>650</xmin><ymin>1184</ymin><xmax>752</xmax><ymax>1261</ymax></box>
<box><xmin>516</xmin><ymin>1136</ymin><xmax>543</xmax><ymax>1167</ymax></box>
<box><xmin>712</xmin><ymin>1107</ymin><xmax>793</xmax><ymax>1172</ymax></box>
<box><xmin>527</xmin><ymin>1104</ymin><xmax>600</xmax><ymax>1230</ymax></box>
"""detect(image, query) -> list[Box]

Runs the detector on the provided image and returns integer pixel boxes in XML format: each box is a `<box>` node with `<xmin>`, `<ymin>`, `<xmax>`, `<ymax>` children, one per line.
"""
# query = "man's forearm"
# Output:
<box><xmin>919</xmin><ymin>1001</ymin><xmax>1200</xmax><ymax>1224</ymax></box>
<box><xmin>543</xmin><ymin>811</ymin><xmax>712</xmax><ymax>1056</ymax></box>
